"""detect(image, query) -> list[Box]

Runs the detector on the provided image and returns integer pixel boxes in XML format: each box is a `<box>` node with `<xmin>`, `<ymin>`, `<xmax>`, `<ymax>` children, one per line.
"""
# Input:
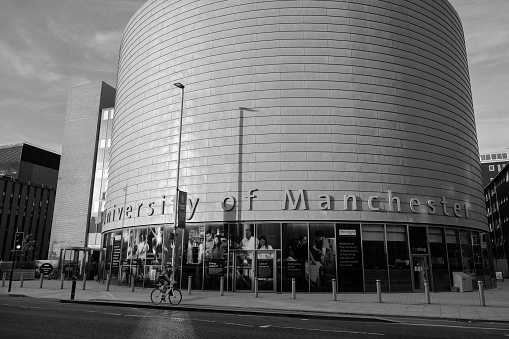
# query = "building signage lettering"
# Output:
<box><xmin>103</xmin><ymin>188</ymin><xmax>470</xmax><ymax>226</ymax></box>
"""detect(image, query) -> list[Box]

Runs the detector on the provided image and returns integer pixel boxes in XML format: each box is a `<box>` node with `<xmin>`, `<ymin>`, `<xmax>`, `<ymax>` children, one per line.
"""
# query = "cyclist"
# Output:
<box><xmin>157</xmin><ymin>265</ymin><xmax>173</xmax><ymax>297</ymax></box>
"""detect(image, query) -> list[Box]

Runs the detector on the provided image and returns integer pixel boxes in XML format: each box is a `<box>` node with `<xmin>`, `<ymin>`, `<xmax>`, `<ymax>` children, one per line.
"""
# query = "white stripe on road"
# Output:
<box><xmin>395</xmin><ymin>322</ymin><xmax>509</xmax><ymax>332</ymax></box>
<box><xmin>273</xmin><ymin>325</ymin><xmax>384</xmax><ymax>336</ymax></box>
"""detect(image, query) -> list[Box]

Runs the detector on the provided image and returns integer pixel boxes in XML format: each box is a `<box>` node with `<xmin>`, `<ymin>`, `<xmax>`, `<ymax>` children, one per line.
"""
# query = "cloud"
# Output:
<box><xmin>0</xmin><ymin>39</ymin><xmax>64</xmax><ymax>85</ymax></box>
<box><xmin>450</xmin><ymin>0</ymin><xmax>509</xmax><ymax>67</ymax></box>
<box><xmin>87</xmin><ymin>30</ymin><xmax>123</xmax><ymax>57</ymax></box>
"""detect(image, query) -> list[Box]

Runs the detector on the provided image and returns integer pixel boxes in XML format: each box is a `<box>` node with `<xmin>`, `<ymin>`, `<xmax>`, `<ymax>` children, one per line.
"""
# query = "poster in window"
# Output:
<box><xmin>336</xmin><ymin>224</ymin><xmax>363</xmax><ymax>292</ymax></box>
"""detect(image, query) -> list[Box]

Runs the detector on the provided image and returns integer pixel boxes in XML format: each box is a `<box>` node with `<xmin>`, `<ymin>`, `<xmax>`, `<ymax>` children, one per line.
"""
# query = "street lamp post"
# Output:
<box><xmin>171</xmin><ymin>82</ymin><xmax>185</xmax><ymax>283</ymax></box>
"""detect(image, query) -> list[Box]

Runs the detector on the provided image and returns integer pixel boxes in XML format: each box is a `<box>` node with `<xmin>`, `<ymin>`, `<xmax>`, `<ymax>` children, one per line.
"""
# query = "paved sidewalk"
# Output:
<box><xmin>1</xmin><ymin>278</ymin><xmax>508</xmax><ymax>323</ymax></box>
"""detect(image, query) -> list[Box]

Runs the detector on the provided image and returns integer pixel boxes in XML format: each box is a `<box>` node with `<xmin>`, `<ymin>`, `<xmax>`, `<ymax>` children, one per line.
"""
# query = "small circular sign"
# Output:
<box><xmin>39</xmin><ymin>263</ymin><xmax>53</xmax><ymax>275</ymax></box>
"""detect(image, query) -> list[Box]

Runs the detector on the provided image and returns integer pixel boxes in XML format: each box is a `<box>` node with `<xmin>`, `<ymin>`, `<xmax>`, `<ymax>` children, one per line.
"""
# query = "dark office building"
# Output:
<box><xmin>0</xmin><ymin>142</ymin><xmax>60</xmax><ymax>260</ymax></box>
<box><xmin>486</xmin><ymin>162</ymin><xmax>509</xmax><ymax>260</ymax></box>
<box><xmin>480</xmin><ymin>151</ymin><xmax>508</xmax><ymax>187</ymax></box>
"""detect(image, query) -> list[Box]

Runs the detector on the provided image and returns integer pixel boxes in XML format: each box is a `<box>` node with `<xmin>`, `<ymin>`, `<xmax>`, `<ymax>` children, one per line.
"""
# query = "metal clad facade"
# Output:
<box><xmin>105</xmin><ymin>0</ymin><xmax>486</xmax><ymax>232</ymax></box>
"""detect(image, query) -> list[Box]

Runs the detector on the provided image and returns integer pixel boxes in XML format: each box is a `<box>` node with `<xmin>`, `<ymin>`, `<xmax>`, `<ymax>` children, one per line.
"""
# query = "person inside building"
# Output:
<box><xmin>240</xmin><ymin>228</ymin><xmax>258</xmax><ymax>250</ymax></box>
<box><xmin>210</xmin><ymin>235</ymin><xmax>225</xmax><ymax>259</ymax></box>
<box><xmin>204</xmin><ymin>230</ymin><xmax>214</xmax><ymax>260</ymax></box>
<box><xmin>257</xmin><ymin>235</ymin><xmax>273</xmax><ymax>259</ymax></box>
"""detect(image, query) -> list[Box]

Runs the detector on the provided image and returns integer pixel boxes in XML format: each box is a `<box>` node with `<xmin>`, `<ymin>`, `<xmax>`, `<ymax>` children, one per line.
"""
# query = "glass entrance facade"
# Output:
<box><xmin>101</xmin><ymin>223</ymin><xmax>494</xmax><ymax>293</ymax></box>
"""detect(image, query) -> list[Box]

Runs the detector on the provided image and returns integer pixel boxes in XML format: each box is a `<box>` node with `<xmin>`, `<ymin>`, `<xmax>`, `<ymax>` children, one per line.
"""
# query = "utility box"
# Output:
<box><xmin>452</xmin><ymin>272</ymin><xmax>473</xmax><ymax>292</ymax></box>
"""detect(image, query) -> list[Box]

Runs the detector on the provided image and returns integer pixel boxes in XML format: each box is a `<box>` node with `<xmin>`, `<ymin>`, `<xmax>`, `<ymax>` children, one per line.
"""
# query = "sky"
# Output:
<box><xmin>0</xmin><ymin>0</ymin><xmax>507</xmax><ymax>155</ymax></box>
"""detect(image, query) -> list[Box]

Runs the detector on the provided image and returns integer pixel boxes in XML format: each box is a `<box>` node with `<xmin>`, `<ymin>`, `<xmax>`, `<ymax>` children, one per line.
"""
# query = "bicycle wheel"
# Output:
<box><xmin>150</xmin><ymin>288</ymin><xmax>164</xmax><ymax>305</ymax></box>
<box><xmin>168</xmin><ymin>288</ymin><xmax>182</xmax><ymax>305</ymax></box>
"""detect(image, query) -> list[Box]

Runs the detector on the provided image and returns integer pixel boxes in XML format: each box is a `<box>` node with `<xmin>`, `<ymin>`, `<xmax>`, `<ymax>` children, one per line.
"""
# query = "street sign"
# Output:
<box><xmin>177</xmin><ymin>190</ymin><xmax>187</xmax><ymax>229</ymax></box>
<box><xmin>39</xmin><ymin>263</ymin><xmax>53</xmax><ymax>275</ymax></box>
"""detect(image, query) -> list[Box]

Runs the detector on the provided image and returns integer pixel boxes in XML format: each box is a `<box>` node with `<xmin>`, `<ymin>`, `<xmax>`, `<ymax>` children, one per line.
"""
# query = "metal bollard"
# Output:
<box><xmin>478</xmin><ymin>281</ymin><xmax>485</xmax><ymax>306</ymax></box>
<box><xmin>220</xmin><ymin>276</ymin><xmax>224</xmax><ymax>296</ymax></box>
<box><xmin>376</xmin><ymin>279</ymin><xmax>382</xmax><ymax>303</ymax></box>
<box><xmin>2</xmin><ymin>272</ymin><xmax>6</xmax><ymax>287</ymax></box>
<box><xmin>40</xmin><ymin>274</ymin><xmax>44</xmax><ymax>288</ymax></box>
<box><xmin>82</xmin><ymin>274</ymin><xmax>87</xmax><ymax>290</ymax></box>
<box><xmin>131</xmin><ymin>275</ymin><xmax>135</xmax><ymax>292</ymax></box>
<box><xmin>292</xmin><ymin>278</ymin><xmax>296</xmax><ymax>299</ymax></box>
<box><xmin>255</xmin><ymin>277</ymin><xmax>259</xmax><ymax>298</ymax></box>
<box><xmin>60</xmin><ymin>273</ymin><xmax>64</xmax><ymax>289</ymax></box>
<box><xmin>70</xmin><ymin>279</ymin><xmax>77</xmax><ymax>300</ymax></box>
<box><xmin>188</xmin><ymin>276</ymin><xmax>192</xmax><ymax>295</ymax></box>
<box><xmin>424</xmin><ymin>281</ymin><xmax>430</xmax><ymax>304</ymax></box>
<box><xmin>20</xmin><ymin>273</ymin><xmax>24</xmax><ymax>288</ymax></box>
<box><xmin>332</xmin><ymin>278</ymin><xmax>337</xmax><ymax>301</ymax></box>
<box><xmin>106</xmin><ymin>274</ymin><xmax>110</xmax><ymax>291</ymax></box>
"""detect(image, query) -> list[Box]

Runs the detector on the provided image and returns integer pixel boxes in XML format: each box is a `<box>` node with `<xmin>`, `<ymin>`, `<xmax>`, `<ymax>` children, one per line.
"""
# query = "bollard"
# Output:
<box><xmin>478</xmin><ymin>281</ymin><xmax>485</xmax><ymax>306</ymax></box>
<box><xmin>70</xmin><ymin>279</ymin><xmax>77</xmax><ymax>300</ymax></box>
<box><xmin>332</xmin><ymin>278</ymin><xmax>337</xmax><ymax>301</ymax></box>
<box><xmin>131</xmin><ymin>275</ymin><xmax>135</xmax><ymax>292</ymax></box>
<box><xmin>60</xmin><ymin>273</ymin><xmax>64</xmax><ymax>289</ymax></box>
<box><xmin>40</xmin><ymin>274</ymin><xmax>44</xmax><ymax>288</ymax></box>
<box><xmin>424</xmin><ymin>281</ymin><xmax>430</xmax><ymax>304</ymax></box>
<box><xmin>82</xmin><ymin>274</ymin><xmax>87</xmax><ymax>290</ymax></box>
<box><xmin>2</xmin><ymin>272</ymin><xmax>6</xmax><ymax>287</ymax></box>
<box><xmin>20</xmin><ymin>273</ymin><xmax>24</xmax><ymax>288</ymax></box>
<box><xmin>219</xmin><ymin>276</ymin><xmax>224</xmax><ymax>296</ymax></box>
<box><xmin>292</xmin><ymin>278</ymin><xmax>296</xmax><ymax>299</ymax></box>
<box><xmin>106</xmin><ymin>274</ymin><xmax>110</xmax><ymax>291</ymax></box>
<box><xmin>376</xmin><ymin>279</ymin><xmax>382</xmax><ymax>303</ymax></box>
<box><xmin>255</xmin><ymin>278</ymin><xmax>259</xmax><ymax>298</ymax></box>
<box><xmin>188</xmin><ymin>276</ymin><xmax>192</xmax><ymax>295</ymax></box>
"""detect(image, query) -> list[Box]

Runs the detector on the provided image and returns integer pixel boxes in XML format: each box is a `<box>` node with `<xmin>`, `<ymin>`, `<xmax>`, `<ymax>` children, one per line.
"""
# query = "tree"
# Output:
<box><xmin>15</xmin><ymin>234</ymin><xmax>35</xmax><ymax>263</ymax></box>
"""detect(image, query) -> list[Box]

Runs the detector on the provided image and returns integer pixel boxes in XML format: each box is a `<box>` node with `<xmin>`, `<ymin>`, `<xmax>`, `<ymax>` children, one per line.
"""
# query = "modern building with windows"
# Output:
<box><xmin>485</xmin><ymin>162</ymin><xmax>509</xmax><ymax>264</ymax></box>
<box><xmin>0</xmin><ymin>142</ymin><xmax>59</xmax><ymax>260</ymax></box>
<box><xmin>480</xmin><ymin>151</ymin><xmax>508</xmax><ymax>187</ymax></box>
<box><xmin>57</xmin><ymin>0</ymin><xmax>495</xmax><ymax>293</ymax></box>
<box><xmin>49</xmin><ymin>82</ymin><xmax>115</xmax><ymax>278</ymax></box>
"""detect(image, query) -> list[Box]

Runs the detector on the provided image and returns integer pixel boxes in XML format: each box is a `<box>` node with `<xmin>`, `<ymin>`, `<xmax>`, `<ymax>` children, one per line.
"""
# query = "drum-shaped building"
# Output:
<box><xmin>101</xmin><ymin>0</ymin><xmax>493</xmax><ymax>293</ymax></box>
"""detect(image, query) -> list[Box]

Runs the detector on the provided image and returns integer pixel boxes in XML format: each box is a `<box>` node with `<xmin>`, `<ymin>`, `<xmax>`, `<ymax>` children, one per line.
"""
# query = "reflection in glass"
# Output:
<box><xmin>429</xmin><ymin>227</ymin><xmax>450</xmax><ymax>291</ymax></box>
<box><xmin>282</xmin><ymin>223</ymin><xmax>308</xmax><ymax>292</ymax></box>
<box><xmin>460</xmin><ymin>229</ymin><xmax>476</xmax><ymax>288</ymax></box>
<box><xmin>386</xmin><ymin>225</ymin><xmax>411</xmax><ymax>291</ymax></box>
<box><xmin>362</xmin><ymin>224</ymin><xmax>388</xmax><ymax>292</ymax></box>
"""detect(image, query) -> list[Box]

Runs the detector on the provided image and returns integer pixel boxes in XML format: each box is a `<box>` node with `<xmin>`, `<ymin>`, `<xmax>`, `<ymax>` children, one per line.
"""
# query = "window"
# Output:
<box><xmin>103</xmin><ymin>110</ymin><xmax>109</xmax><ymax>120</ymax></box>
<box><xmin>99</xmin><ymin>139</ymin><xmax>106</xmax><ymax>148</ymax></box>
<box><xmin>107</xmin><ymin>138</ymin><xmax>111</xmax><ymax>147</ymax></box>
<box><xmin>489</xmin><ymin>165</ymin><xmax>494</xmax><ymax>171</ymax></box>
<box><xmin>110</xmin><ymin>109</ymin><xmax>114</xmax><ymax>119</ymax></box>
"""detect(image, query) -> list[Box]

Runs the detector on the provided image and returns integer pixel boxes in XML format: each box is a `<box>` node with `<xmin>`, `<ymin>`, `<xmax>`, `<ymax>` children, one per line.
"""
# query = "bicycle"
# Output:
<box><xmin>150</xmin><ymin>282</ymin><xmax>182</xmax><ymax>305</ymax></box>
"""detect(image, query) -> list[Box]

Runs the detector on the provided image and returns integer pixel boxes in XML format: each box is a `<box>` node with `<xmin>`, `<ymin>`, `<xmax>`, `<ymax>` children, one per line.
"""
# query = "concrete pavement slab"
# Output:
<box><xmin>1</xmin><ymin>278</ymin><xmax>508</xmax><ymax>323</ymax></box>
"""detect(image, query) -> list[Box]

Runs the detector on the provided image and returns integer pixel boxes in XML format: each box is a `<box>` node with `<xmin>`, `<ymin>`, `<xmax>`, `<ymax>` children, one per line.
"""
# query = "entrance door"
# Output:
<box><xmin>255</xmin><ymin>250</ymin><xmax>277</xmax><ymax>292</ymax></box>
<box><xmin>233</xmin><ymin>250</ymin><xmax>254</xmax><ymax>291</ymax></box>
<box><xmin>412</xmin><ymin>256</ymin><xmax>429</xmax><ymax>291</ymax></box>
<box><xmin>233</xmin><ymin>250</ymin><xmax>277</xmax><ymax>292</ymax></box>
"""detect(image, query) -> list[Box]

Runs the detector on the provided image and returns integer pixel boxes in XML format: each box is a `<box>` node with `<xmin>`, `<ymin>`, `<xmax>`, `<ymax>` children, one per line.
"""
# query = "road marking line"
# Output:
<box><xmin>259</xmin><ymin>325</ymin><xmax>272</xmax><ymax>328</ymax></box>
<box><xmin>223</xmin><ymin>322</ymin><xmax>253</xmax><ymax>327</ymax></box>
<box><xmin>272</xmin><ymin>325</ymin><xmax>384</xmax><ymax>336</ymax></box>
<box><xmin>395</xmin><ymin>322</ymin><xmax>509</xmax><ymax>331</ymax></box>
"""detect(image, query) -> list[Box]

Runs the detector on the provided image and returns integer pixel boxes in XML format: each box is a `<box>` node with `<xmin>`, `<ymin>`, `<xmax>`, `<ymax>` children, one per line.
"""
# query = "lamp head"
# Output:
<box><xmin>174</xmin><ymin>82</ymin><xmax>184</xmax><ymax>89</ymax></box>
